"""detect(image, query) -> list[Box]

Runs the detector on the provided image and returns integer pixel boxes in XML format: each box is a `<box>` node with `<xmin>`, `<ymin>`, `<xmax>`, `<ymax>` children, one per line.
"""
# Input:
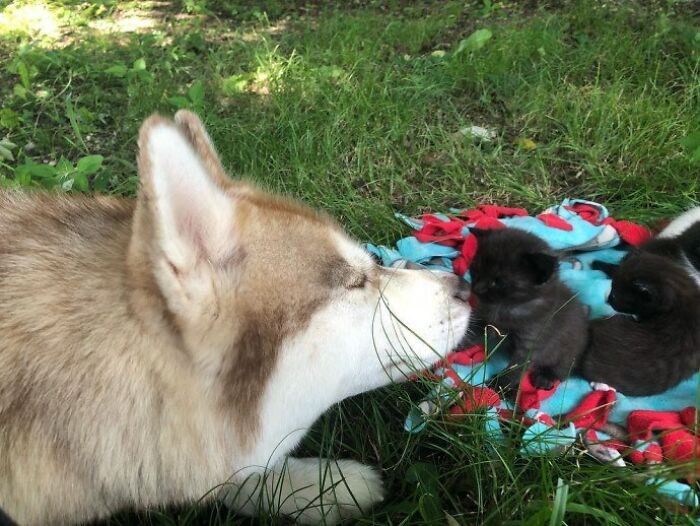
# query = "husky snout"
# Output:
<box><xmin>400</xmin><ymin>262</ymin><xmax>470</xmax><ymax>301</ymax></box>
<box><xmin>367</xmin><ymin>266</ymin><xmax>471</xmax><ymax>380</ymax></box>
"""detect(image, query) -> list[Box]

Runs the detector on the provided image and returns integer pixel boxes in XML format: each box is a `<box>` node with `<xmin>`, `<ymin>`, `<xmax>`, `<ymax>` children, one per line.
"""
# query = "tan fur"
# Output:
<box><xmin>0</xmin><ymin>111</ymin><xmax>470</xmax><ymax>525</ymax></box>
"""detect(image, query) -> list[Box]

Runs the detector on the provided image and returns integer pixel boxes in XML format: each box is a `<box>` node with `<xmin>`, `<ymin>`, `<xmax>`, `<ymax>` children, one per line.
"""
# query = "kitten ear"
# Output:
<box><xmin>470</xmin><ymin>227</ymin><xmax>492</xmax><ymax>239</ymax></box>
<box><xmin>523</xmin><ymin>252</ymin><xmax>558</xmax><ymax>284</ymax></box>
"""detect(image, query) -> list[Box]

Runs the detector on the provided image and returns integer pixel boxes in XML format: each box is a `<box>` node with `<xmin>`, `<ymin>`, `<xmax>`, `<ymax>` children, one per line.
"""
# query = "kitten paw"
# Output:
<box><xmin>530</xmin><ymin>368</ymin><xmax>559</xmax><ymax>390</ymax></box>
<box><xmin>492</xmin><ymin>372</ymin><xmax>519</xmax><ymax>398</ymax></box>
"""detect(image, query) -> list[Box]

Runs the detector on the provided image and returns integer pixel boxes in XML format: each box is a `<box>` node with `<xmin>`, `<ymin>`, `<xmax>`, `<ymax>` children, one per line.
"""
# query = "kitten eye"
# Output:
<box><xmin>632</xmin><ymin>279</ymin><xmax>652</xmax><ymax>301</ymax></box>
<box><xmin>489</xmin><ymin>278</ymin><xmax>502</xmax><ymax>289</ymax></box>
<box><xmin>347</xmin><ymin>274</ymin><xmax>368</xmax><ymax>289</ymax></box>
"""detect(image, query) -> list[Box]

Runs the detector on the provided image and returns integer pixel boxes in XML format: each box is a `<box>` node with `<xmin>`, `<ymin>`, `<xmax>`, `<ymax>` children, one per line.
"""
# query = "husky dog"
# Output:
<box><xmin>0</xmin><ymin>112</ymin><xmax>471</xmax><ymax>525</ymax></box>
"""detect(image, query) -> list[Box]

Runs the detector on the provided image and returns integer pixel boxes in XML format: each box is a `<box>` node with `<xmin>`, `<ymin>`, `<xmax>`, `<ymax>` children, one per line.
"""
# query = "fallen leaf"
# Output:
<box><xmin>516</xmin><ymin>137</ymin><xmax>537</xmax><ymax>150</ymax></box>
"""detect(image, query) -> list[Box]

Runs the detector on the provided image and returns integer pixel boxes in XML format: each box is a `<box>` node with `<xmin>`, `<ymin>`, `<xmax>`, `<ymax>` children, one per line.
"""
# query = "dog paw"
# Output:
<box><xmin>225</xmin><ymin>458</ymin><xmax>384</xmax><ymax>525</ymax></box>
<box><xmin>290</xmin><ymin>459</ymin><xmax>384</xmax><ymax>525</ymax></box>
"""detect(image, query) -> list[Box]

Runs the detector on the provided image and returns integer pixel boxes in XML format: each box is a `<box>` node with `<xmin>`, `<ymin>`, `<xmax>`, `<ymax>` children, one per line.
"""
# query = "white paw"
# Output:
<box><xmin>287</xmin><ymin>459</ymin><xmax>385</xmax><ymax>525</ymax></box>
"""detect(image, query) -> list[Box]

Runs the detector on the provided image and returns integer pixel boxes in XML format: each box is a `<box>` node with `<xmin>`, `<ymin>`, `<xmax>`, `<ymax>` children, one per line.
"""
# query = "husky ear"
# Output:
<box><xmin>523</xmin><ymin>252</ymin><xmax>558</xmax><ymax>284</ymax></box>
<box><xmin>173</xmin><ymin>110</ymin><xmax>231</xmax><ymax>188</ymax></box>
<box><xmin>135</xmin><ymin>114</ymin><xmax>237</xmax><ymax>276</ymax></box>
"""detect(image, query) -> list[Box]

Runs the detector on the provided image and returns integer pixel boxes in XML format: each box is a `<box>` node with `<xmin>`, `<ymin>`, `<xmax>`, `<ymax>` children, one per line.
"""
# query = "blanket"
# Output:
<box><xmin>366</xmin><ymin>199</ymin><xmax>700</xmax><ymax>508</ymax></box>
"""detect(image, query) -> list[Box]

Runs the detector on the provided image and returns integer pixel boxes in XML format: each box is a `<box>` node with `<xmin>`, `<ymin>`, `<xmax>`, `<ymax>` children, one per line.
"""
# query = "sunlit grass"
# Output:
<box><xmin>0</xmin><ymin>1</ymin><xmax>60</xmax><ymax>40</ymax></box>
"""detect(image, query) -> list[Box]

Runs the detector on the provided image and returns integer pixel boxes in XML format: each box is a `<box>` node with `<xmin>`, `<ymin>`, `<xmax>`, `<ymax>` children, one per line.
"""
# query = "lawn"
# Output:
<box><xmin>1</xmin><ymin>0</ymin><xmax>699</xmax><ymax>524</ymax></box>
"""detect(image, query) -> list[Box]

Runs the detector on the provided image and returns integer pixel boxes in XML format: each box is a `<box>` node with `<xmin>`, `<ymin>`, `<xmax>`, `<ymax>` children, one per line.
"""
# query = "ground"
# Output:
<box><xmin>1</xmin><ymin>0</ymin><xmax>699</xmax><ymax>524</ymax></box>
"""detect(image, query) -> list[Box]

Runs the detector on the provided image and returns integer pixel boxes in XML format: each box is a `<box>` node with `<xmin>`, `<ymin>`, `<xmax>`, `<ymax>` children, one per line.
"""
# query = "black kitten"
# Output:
<box><xmin>581</xmin><ymin>251</ymin><xmax>700</xmax><ymax>395</ymax></box>
<box><xmin>468</xmin><ymin>228</ymin><xmax>588</xmax><ymax>390</ymax></box>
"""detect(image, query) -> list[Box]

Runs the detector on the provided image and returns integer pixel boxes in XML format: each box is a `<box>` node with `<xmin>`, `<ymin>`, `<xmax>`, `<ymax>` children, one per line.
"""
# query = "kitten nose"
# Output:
<box><xmin>452</xmin><ymin>279</ymin><xmax>471</xmax><ymax>302</ymax></box>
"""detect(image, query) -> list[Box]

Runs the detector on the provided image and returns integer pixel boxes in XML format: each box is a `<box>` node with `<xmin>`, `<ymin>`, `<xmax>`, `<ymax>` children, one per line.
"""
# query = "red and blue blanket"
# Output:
<box><xmin>367</xmin><ymin>199</ymin><xmax>700</xmax><ymax>508</ymax></box>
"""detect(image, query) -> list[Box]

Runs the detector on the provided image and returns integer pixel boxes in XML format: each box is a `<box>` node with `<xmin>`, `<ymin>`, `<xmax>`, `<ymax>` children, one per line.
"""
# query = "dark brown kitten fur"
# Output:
<box><xmin>581</xmin><ymin>251</ymin><xmax>700</xmax><ymax>395</ymax></box>
<box><xmin>469</xmin><ymin>228</ymin><xmax>588</xmax><ymax>390</ymax></box>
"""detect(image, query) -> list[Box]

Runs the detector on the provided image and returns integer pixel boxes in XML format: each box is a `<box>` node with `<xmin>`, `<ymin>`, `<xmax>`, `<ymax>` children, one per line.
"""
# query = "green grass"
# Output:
<box><xmin>2</xmin><ymin>0</ymin><xmax>700</xmax><ymax>524</ymax></box>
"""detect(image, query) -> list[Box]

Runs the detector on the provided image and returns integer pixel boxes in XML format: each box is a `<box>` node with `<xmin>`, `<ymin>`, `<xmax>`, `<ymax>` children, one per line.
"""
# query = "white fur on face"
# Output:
<box><xmin>658</xmin><ymin>207</ymin><xmax>700</xmax><ymax>238</ymax></box>
<box><xmin>332</xmin><ymin>232</ymin><xmax>377</xmax><ymax>273</ymax></box>
<box><xmin>330</xmin><ymin>231</ymin><xmax>469</xmax><ymax>382</ymax></box>
<box><xmin>371</xmin><ymin>267</ymin><xmax>469</xmax><ymax>378</ymax></box>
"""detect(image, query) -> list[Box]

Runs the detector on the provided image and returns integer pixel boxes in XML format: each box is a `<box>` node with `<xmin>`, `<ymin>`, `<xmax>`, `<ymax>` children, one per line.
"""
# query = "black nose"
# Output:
<box><xmin>453</xmin><ymin>279</ymin><xmax>471</xmax><ymax>302</ymax></box>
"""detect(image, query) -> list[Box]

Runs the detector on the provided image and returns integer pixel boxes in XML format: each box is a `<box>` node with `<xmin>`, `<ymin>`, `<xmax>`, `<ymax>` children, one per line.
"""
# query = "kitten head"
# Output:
<box><xmin>607</xmin><ymin>251</ymin><xmax>689</xmax><ymax>319</ymax></box>
<box><xmin>469</xmin><ymin>228</ymin><xmax>558</xmax><ymax>304</ymax></box>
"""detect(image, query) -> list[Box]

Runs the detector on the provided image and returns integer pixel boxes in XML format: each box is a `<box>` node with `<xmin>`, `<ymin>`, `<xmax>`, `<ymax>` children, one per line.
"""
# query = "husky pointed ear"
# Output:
<box><xmin>173</xmin><ymin>110</ymin><xmax>231</xmax><ymax>188</ymax></box>
<box><xmin>135</xmin><ymin>114</ymin><xmax>237</xmax><ymax>277</ymax></box>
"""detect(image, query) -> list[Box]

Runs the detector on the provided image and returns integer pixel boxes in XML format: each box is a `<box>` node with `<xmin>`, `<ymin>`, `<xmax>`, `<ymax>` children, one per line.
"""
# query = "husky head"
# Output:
<box><xmin>129</xmin><ymin>111</ymin><xmax>471</xmax><ymax>450</ymax></box>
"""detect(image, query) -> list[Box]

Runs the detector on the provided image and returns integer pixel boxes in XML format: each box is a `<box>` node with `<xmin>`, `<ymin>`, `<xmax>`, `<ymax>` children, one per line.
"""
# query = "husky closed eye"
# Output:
<box><xmin>347</xmin><ymin>273</ymin><xmax>368</xmax><ymax>289</ymax></box>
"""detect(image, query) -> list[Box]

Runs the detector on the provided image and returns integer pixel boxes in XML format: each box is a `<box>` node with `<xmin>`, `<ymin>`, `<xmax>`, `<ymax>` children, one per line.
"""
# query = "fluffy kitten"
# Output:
<box><xmin>468</xmin><ymin>228</ymin><xmax>588</xmax><ymax>390</ymax></box>
<box><xmin>581</xmin><ymin>251</ymin><xmax>700</xmax><ymax>395</ymax></box>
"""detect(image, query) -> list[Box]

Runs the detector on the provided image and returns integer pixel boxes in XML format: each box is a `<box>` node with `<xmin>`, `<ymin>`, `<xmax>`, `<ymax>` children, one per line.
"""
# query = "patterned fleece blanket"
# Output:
<box><xmin>367</xmin><ymin>199</ymin><xmax>700</xmax><ymax>508</ymax></box>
